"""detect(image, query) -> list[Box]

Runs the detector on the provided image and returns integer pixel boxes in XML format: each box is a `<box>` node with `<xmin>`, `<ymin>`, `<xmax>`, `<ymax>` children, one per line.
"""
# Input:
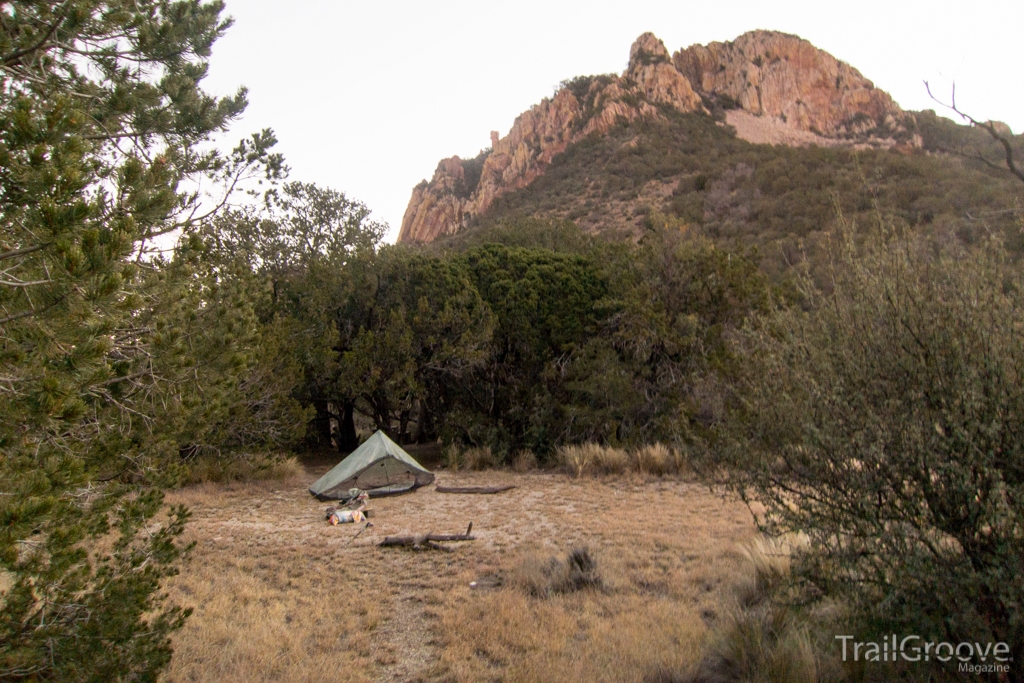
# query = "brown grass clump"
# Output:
<box><xmin>556</xmin><ymin>442</ymin><xmax>599</xmax><ymax>476</ymax></box>
<box><xmin>736</xmin><ymin>533</ymin><xmax>808</xmax><ymax>606</ymax></box>
<box><xmin>686</xmin><ymin>605</ymin><xmax>818</xmax><ymax>683</ymax></box>
<box><xmin>594</xmin><ymin>445</ymin><xmax>630</xmax><ymax>474</ymax></box>
<box><xmin>674</xmin><ymin>533</ymin><xmax>820</xmax><ymax>683</ymax></box>
<box><xmin>556</xmin><ymin>442</ymin><xmax>629</xmax><ymax>476</ymax></box>
<box><xmin>444</xmin><ymin>444</ymin><xmax>499</xmax><ymax>471</ymax></box>
<box><xmin>511</xmin><ymin>449</ymin><xmax>538</xmax><ymax>472</ymax></box>
<box><xmin>633</xmin><ymin>443</ymin><xmax>674</xmax><ymax>475</ymax></box>
<box><xmin>558</xmin><ymin>442</ymin><xmax>688</xmax><ymax>477</ymax></box>
<box><xmin>182</xmin><ymin>453</ymin><xmax>303</xmax><ymax>485</ymax></box>
<box><xmin>511</xmin><ymin>546</ymin><xmax>603</xmax><ymax>597</ymax></box>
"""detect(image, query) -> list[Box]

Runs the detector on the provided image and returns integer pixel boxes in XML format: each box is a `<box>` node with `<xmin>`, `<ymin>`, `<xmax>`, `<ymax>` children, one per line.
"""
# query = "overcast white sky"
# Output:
<box><xmin>202</xmin><ymin>1</ymin><xmax>1023</xmax><ymax>242</ymax></box>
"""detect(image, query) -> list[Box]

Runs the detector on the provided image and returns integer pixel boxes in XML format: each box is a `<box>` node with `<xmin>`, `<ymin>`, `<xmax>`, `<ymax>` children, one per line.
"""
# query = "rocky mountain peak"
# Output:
<box><xmin>398</xmin><ymin>30</ymin><xmax>919</xmax><ymax>244</ymax></box>
<box><xmin>629</xmin><ymin>32</ymin><xmax>671</xmax><ymax>67</ymax></box>
<box><xmin>674</xmin><ymin>30</ymin><xmax>912</xmax><ymax>140</ymax></box>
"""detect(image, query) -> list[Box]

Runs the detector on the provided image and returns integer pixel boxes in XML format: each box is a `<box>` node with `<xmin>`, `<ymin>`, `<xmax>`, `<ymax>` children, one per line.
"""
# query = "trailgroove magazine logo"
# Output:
<box><xmin>835</xmin><ymin>635</ymin><xmax>1012</xmax><ymax>674</ymax></box>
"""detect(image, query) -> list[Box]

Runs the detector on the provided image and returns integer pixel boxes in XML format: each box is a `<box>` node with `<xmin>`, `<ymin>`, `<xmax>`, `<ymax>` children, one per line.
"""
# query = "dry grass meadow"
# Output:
<box><xmin>162</xmin><ymin>459</ymin><xmax>760</xmax><ymax>683</ymax></box>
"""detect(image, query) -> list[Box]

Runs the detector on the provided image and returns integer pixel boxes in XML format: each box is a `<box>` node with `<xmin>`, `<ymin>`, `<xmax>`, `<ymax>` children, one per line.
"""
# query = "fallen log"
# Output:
<box><xmin>379</xmin><ymin>523</ymin><xmax>475</xmax><ymax>551</ymax></box>
<box><xmin>435</xmin><ymin>485</ymin><xmax>516</xmax><ymax>494</ymax></box>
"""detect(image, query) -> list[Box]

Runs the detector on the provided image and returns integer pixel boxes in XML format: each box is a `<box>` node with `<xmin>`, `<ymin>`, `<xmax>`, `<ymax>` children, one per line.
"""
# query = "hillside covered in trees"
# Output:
<box><xmin>461</xmin><ymin>108</ymin><xmax>1024</xmax><ymax>275</ymax></box>
<box><xmin>401</xmin><ymin>32</ymin><xmax>1023</xmax><ymax>284</ymax></box>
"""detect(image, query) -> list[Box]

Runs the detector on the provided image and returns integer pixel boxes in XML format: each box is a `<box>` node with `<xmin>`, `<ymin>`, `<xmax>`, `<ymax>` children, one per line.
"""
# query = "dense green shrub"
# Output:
<box><xmin>457</xmin><ymin>150</ymin><xmax>490</xmax><ymax>199</ymax></box>
<box><xmin>403</xmin><ymin>222</ymin><xmax>773</xmax><ymax>458</ymax></box>
<box><xmin>713</xmin><ymin>221</ymin><xmax>1024</xmax><ymax>675</ymax></box>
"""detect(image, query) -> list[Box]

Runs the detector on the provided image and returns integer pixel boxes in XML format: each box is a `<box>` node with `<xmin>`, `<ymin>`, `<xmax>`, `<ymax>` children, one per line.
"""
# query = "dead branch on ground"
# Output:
<box><xmin>379</xmin><ymin>523</ymin><xmax>475</xmax><ymax>551</ymax></box>
<box><xmin>435</xmin><ymin>485</ymin><xmax>517</xmax><ymax>494</ymax></box>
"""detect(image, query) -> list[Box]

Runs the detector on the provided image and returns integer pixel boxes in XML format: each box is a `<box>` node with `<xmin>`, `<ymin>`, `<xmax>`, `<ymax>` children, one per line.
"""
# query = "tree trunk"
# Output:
<box><xmin>336</xmin><ymin>401</ymin><xmax>358</xmax><ymax>452</ymax></box>
<box><xmin>415</xmin><ymin>398</ymin><xmax>435</xmax><ymax>443</ymax></box>
<box><xmin>399</xmin><ymin>408</ymin><xmax>411</xmax><ymax>444</ymax></box>
<box><xmin>369</xmin><ymin>394</ymin><xmax>390</xmax><ymax>435</ymax></box>
<box><xmin>307</xmin><ymin>398</ymin><xmax>332</xmax><ymax>449</ymax></box>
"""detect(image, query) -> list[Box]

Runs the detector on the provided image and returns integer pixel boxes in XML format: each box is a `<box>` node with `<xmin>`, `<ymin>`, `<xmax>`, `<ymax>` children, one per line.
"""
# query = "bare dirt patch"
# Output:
<box><xmin>163</xmin><ymin>467</ymin><xmax>756</xmax><ymax>682</ymax></box>
<box><xmin>724</xmin><ymin>109</ymin><xmax>899</xmax><ymax>150</ymax></box>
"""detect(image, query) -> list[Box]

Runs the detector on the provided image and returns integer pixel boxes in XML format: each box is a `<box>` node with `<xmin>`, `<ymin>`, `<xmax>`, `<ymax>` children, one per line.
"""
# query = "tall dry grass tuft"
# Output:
<box><xmin>556</xmin><ymin>443</ymin><xmax>597</xmax><ymax>476</ymax></box>
<box><xmin>511</xmin><ymin>449</ymin><xmax>538</xmax><ymax>472</ymax></box>
<box><xmin>511</xmin><ymin>555</ymin><xmax>564</xmax><ymax>597</ymax></box>
<box><xmin>443</xmin><ymin>444</ymin><xmax>461</xmax><ymax>471</ymax></box>
<box><xmin>182</xmin><ymin>454</ymin><xmax>303</xmax><ymax>485</ymax></box>
<box><xmin>679</xmin><ymin>533</ymin><xmax>819</xmax><ymax>683</ymax></box>
<box><xmin>444</xmin><ymin>444</ymin><xmax>499</xmax><ymax>471</ymax></box>
<box><xmin>593</xmin><ymin>445</ymin><xmax>629</xmax><ymax>474</ymax></box>
<box><xmin>633</xmin><ymin>443</ymin><xmax>672</xmax><ymax>475</ymax></box>
<box><xmin>737</xmin><ymin>533</ymin><xmax>808</xmax><ymax>606</ymax></box>
<box><xmin>556</xmin><ymin>443</ymin><xmax>630</xmax><ymax>476</ymax></box>
<box><xmin>558</xmin><ymin>442</ymin><xmax>688</xmax><ymax>477</ymax></box>
<box><xmin>688</xmin><ymin>605</ymin><xmax>817</xmax><ymax>683</ymax></box>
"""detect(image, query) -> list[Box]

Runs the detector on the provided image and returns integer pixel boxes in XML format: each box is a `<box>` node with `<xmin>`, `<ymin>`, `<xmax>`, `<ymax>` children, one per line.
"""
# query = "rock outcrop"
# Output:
<box><xmin>398</xmin><ymin>30</ymin><xmax>918</xmax><ymax>244</ymax></box>
<box><xmin>398</xmin><ymin>33</ymin><xmax>697</xmax><ymax>244</ymax></box>
<box><xmin>674</xmin><ymin>31</ymin><xmax>913</xmax><ymax>140</ymax></box>
<box><xmin>626</xmin><ymin>32</ymin><xmax>704</xmax><ymax>113</ymax></box>
<box><xmin>400</xmin><ymin>158</ymin><xmax>468</xmax><ymax>243</ymax></box>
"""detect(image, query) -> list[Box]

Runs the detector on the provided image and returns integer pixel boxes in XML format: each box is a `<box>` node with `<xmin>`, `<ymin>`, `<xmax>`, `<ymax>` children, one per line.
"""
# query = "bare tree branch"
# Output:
<box><xmin>0</xmin><ymin>244</ymin><xmax>48</xmax><ymax>262</ymax></box>
<box><xmin>0</xmin><ymin>278</ymin><xmax>52</xmax><ymax>287</ymax></box>
<box><xmin>925</xmin><ymin>81</ymin><xmax>1024</xmax><ymax>185</ymax></box>
<box><xmin>1</xmin><ymin>1</ymin><xmax>72</xmax><ymax>66</ymax></box>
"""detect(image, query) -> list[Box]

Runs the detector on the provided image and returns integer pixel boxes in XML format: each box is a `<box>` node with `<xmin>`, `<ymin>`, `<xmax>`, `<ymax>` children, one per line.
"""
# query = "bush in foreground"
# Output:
<box><xmin>713</xmin><ymin>221</ymin><xmax>1024</xmax><ymax>676</ymax></box>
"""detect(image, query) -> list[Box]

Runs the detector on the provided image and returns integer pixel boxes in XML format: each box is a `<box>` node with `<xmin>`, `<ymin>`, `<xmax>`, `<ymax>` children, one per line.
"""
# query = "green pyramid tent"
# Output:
<box><xmin>308</xmin><ymin>430</ymin><xmax>435</xmax><ymax>500</ymax></box>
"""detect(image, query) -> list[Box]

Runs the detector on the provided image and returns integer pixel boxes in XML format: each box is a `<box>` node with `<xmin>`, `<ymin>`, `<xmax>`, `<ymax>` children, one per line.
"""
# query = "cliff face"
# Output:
<box><xmin>399</xmin><ymin>33</ymin><xmax>698</xmax><ymax>243</ymax></box>
<box><xmin>674</xmin><ymin>31</ymin><xmax>911</xmax><ymax>139</ymax></box>
<box><xmin>398</xmin><ymin>30</ymin><xmax>917</xmax><ymax>244</ymax></box>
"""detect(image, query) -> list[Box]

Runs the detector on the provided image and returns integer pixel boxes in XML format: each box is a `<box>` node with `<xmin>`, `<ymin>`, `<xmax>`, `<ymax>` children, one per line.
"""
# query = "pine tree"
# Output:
<box><xmin>0</xmin><ymin>2</ymin><xmax>281</xmax><ymax>679</ymax></box>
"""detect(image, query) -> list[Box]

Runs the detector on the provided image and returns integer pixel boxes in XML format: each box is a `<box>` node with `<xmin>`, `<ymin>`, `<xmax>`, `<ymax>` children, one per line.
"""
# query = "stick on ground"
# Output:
<box><xmin>435</xmin><ymin>485</ymin><xmax>517</xmax><ymax>494</ymax></box>
<box><xmin>380</xmin><ymin>523</ymin><xmax>475</xmax><ymax>551</ymax></box>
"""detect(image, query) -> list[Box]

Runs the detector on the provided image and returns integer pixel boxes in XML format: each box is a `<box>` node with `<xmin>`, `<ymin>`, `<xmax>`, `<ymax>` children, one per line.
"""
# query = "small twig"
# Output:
<box><xmin>349</xmin><ymin>521</ymin><xmax>373</xmax><ymax>545</ymax></box>
<box><xmin>0</xmin><ymin>244</ymin><xmax>48</xmax><ymax>262</ymax></box>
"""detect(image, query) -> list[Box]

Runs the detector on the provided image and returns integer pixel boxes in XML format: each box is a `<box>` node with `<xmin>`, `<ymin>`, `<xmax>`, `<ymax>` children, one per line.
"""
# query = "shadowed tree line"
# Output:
<box><xmin>215</xmin><ymin>200</ymin><xmax>776</xmax><ymax>460</ymax></box>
